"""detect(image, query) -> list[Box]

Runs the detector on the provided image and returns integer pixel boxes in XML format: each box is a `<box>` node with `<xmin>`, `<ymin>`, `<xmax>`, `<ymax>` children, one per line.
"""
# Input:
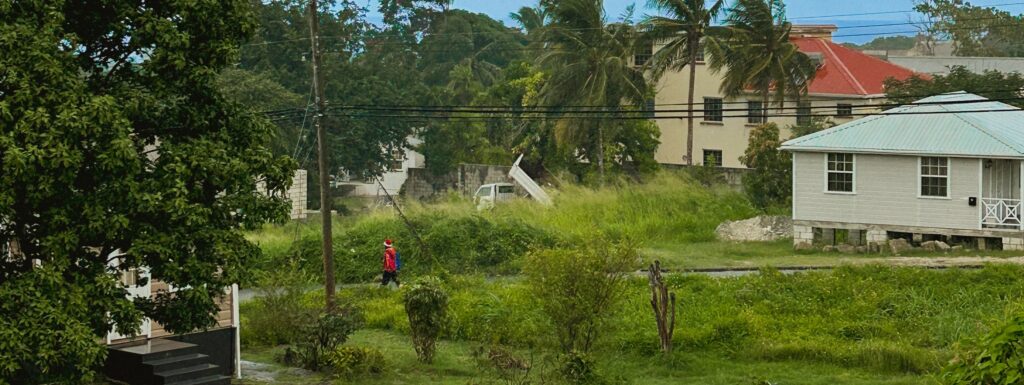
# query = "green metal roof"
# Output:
<box><xmin>781</xmin><ymin>92</ymin><xmax>1024</xmax><ymax>158</ymax></box>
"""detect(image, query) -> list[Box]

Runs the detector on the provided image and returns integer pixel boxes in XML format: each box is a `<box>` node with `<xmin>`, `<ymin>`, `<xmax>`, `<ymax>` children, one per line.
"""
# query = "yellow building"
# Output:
<box><xmin>648</xmin><ymin>25</ymin><xmax>920</xmax><ymax>168</ymax></box>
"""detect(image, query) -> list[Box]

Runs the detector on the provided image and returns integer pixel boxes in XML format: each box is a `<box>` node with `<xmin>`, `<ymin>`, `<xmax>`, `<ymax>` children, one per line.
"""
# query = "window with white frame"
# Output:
<box><xmin>826</xmin><ymin>153</ymin><xmax>854</xmax><ymax>192</ymax></box>
<box><xmin>920</xmin><ymin>157</ymin><xmax>949</xmax><ymax>197</ymax></box>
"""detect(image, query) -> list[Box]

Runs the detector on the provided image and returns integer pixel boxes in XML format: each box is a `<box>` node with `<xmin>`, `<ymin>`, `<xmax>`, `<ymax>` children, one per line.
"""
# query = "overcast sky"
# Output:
<box><xmin>361</xmin><ymin>0</ymin><xmax>1024</xmax><ymax>44</ymax></box>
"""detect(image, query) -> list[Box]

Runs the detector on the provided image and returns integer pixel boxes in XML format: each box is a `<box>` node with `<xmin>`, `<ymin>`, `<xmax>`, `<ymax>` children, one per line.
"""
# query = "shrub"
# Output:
<box><xmin>740</xmin><ymin>123</ymin><xmax>791</xmax><ymax>209</ymax></box>
<box><xmin>524</xmin><ymin>236</ymin><xmax>637</xmax><ymax>355</ymax></box>
<box><xmin>445</xmin><ymin>276</ymin><xmax>545</xmax><ymax>346</ymax></box>
<box><xmin>942</xmin><ymin>313</ymin><xmax>1024</xmax><ymax>384</ymax></box>
<box><xmin>282</xmin><ymin>309</ymin><xmax>363</xmax><ymax>371</ymax></box>
<box><xmin>471</xmin><ymin>345</ymin><xmax>533</xmax><ymax>385</ymax></box>
<box><xmin>404</xmin><ymin>276</ymin><xmax>449</xmax><ymax>363</ymax></box>
<box><xmin>557</xmin><ymin>351</ymin><xmax>602</xmax><ymax>385</ymax></box>
<box><xmin>327</xmin><ymin>346</ymin><xmax>386</xmax><ymax>379</ymax></box>
<box><xmin>287</xmin><ymin>212</ymin><xmax>557</xmax><ymax>283</ymax></box>
<box><xmin>242</xmin><ymin>262</ymin><xmax>316</xmax><ymax>347</ymax></box>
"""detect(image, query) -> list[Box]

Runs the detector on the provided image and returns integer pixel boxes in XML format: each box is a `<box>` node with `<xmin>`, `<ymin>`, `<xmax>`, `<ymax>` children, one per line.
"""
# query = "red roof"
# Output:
<box><xmin>792</xmin><ymin>37</ymin><xmax>923</xmax><ymax>96</ymax></box>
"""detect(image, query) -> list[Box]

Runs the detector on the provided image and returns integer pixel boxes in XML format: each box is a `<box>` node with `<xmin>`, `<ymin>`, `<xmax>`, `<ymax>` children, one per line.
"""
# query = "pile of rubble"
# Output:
<box><xmin>715</xmin><ymin>215</ymin><xmax>793</xmax><ymax>242</ymax></box>
<box><xmin>810</xmin><ymin>238</ymin><xmax>963</xmax><ymax>255</ymax></box>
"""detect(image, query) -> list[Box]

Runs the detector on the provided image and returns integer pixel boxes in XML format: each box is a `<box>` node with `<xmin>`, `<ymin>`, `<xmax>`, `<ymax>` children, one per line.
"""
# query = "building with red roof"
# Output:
<box><xmin>649</xmin><ymin>25</ymin><xmax>925</xmax><ymax>168</ymax></box>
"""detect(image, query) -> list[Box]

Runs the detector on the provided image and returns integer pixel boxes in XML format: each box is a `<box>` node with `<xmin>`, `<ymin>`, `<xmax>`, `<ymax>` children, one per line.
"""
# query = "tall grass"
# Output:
<box><xmin>247</xmin><ymin>171</ymin><xmax>758</xmax><ymax>282</ymax></box>
<box><xmin>491</xmin><ymin>171</ymin><xmax>757</xmax><ymax>243</ymax></box>
<box><xmin>326</xmin><ymin>265</ymin><xmax>1024</xmax><ymax>375</ymax></box>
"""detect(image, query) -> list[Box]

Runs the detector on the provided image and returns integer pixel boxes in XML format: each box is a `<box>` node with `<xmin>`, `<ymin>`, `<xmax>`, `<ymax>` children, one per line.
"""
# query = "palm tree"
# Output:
<box><xmin>510</xmin><ymin>6</ymin><xmax>549</xmax><ymax>38</ymax></box>
<box><xmin>706</xmin><ymin>0</ymin><xmax>816</xmax><ymax>111</ymax></box>
<box><xmin>535</xmin><ymin>0</ymin><xmax>649</xmax><ymax>183</ymax></box>
<box><xmin>642</xmin><ymin>0</ymin><xmax>726</xmax><ymax>166</ymax></box>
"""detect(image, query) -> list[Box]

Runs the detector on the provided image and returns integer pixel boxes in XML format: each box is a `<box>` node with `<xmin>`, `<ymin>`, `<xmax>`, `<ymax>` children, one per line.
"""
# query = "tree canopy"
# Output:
<box><xmin>916</xmin><ymin>0</ymin><xmax>1024</xmax><ymax>57</ymax></box>
<box><xmin>0</xmin><ymin>0</ymin><xmax>294</xmax><ymax>382</ymax></box>
<box><xmin>884</xmin><ymin>66</ymin><xmax>1024</xmax><ymax>108</ymax></box>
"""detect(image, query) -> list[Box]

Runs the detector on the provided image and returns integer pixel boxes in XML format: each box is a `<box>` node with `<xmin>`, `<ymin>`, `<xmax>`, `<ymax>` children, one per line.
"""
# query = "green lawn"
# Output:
<box><xmin>238</xmin><ymin>330</ymin><xmax>932</xmax><ymax>385</ymax></box>
<box><xmin>239</xmin><ymin>265</ymin><xmax>1024</xmax><ymax>384</ymax></box>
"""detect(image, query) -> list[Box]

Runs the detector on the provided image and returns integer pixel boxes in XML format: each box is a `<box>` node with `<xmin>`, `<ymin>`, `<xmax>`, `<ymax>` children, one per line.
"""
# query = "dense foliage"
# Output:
<box><xmin>942</xmin><ymin>313</ymin><xmax>1024</xmax><ymax>384</ymax></box>
<box><xmin>740</xmin><ymin>123</ymin><xmax>791</xmax><ymax>209</ymax></box>
<box><xmin>0</xmin><ymin>1</ymin><xmax>294</xmax><ymax>382</ymax></box>
<box><xmin>524</xmin><ymin>238</ymin><xmax>636</xmax><ymax>356</ymax></box>
<box><xmin>916</xmin><ymin>0</ymin><xmax>1024</xmax><ymax>57</ymax></box>
<box><xmin>884</xmin><ymin>66</ymin><xmax>1024</xmax><ymax>108</ymax></box>
<box><xmin>403</xmin><ymin>277</ymin><xmax>449</xmax><ymax>363</ymax></box>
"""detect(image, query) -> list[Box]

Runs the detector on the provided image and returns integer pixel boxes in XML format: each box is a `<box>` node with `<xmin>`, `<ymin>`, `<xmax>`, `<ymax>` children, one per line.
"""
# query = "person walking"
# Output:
<box><xmin>381</xmin><ymin>239</ymin><xmax>400</xmax><ymax>288</ymax></box>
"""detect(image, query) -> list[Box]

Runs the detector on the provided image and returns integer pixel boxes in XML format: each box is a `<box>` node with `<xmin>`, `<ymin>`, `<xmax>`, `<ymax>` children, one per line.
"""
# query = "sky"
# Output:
<box><xmin>361</xmin><ymin>0</ymin><xmax>1024</xmax><ymax>44</ymax></box>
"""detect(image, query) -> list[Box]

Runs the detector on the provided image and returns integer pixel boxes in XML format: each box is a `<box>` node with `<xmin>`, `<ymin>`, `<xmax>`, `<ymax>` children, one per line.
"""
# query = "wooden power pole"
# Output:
<box><xmin>308</xmin><ymin>0</ymin><xmax>335</xmax><ymax>312</ymax></box>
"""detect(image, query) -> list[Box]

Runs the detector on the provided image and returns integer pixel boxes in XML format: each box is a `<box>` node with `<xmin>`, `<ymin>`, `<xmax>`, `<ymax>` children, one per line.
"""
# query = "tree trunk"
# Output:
<box><xmin>648</xmin><ymin>260</ymin><xmax>676</xmax><ymax>353</ymax></box>
<box><xmin>686</xmin><ymin>37</ymin><xmax>698</xmax><ymax>166</ymax></box>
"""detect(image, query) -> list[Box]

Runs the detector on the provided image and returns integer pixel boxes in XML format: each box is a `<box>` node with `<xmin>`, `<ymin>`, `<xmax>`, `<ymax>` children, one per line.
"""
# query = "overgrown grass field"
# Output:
<box><xmin>240</xmin><ymin>265</ymin><xmax>1024</xmax><ymax>384</ymax></box>
<box><xmin>245</xmin><ymin>171</ymin><xmax>1021</xmax><ymax>284</ymax></box>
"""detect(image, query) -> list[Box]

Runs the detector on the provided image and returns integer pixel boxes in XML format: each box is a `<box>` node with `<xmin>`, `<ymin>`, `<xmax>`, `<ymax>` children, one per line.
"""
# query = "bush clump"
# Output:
<box><xmin>942</xmin><ymin>313</ymin><xmax>1024</xmax><ymax>384</ymax></box>
<box><xmin>282</xmin><ymin>309</ymin><xmax>363</xmax><ymax>371</ymax></box>
<box><xmin>327</xmin><ymin>346</ymin><xmax>386</xmax><ymax>379</ymax></box>
<box><xmin>241</xmin><ymin>264</ymin><xmax>316</xmax><ymax>347</ymax></box>
<box><xmin>403</xmin><ymin>276</ymin><xmax>449</xmax><ymax>363</ymax></box>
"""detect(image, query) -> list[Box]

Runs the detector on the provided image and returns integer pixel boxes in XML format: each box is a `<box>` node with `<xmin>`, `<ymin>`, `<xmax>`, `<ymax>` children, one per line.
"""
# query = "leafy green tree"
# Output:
<box><xmin>916</xmin><ymin>0</ymin><xmax>1024</xmax><ymax>57</ymax></box>
<box><xmin>240</xmin><ymin>1</ymin><xmax>427</xmax><ymax>188</ymax></box>
<box><xmin>0</xmin><ymin>0</ymin><xmax>294</xmax><ymax>382</ymax></box>
<box><xmin>706</xmin><ymin>0</ymin><xmax>817</xmax><ymax>107</ymax></box>
<box><xmin>536</xmin><ymin>0</ymin><xmax>654</xmax><ymax>183</ymax></box>
<box><xmin>942</xmin><ymin>313</ymin><xmax>1024</xmax><ymax>384</ymax></box>
<box><xmin>642</xmin><ymin>0</ymin><xmax>726</xmax><ymax>166</ymax></box>
<box><xmin>524</xmin><ymin>237</ymin><xmax>635</xmax><ymax>364</ymax></box>
<box><xmin>740</xmin><ymin>123</ymin><xmax>791</xmax><ymax>209</ymax></box>
<box><xmin>884</xmin><ymin>66</ymin><xmax>1024</xmax><ymax>108</ymax></box>
<box><xmin>217</xmin><ymin>68</ymin><xmax>306</xmax><ymax>159</ymax></box>
<box><xmin>510</xmin><ymin>5</ymin><xmax>550</xmax><ymax>38</ymax></box>
<box><xmin>417</xmin><ymin>9</ymin><xmax>527</xmax><ymax>87</ymax></box>
<box><xmin>403</xmin><ymin>277</ymin><xmax>449</xmax><ymax>364</ymax></box>
<box><xmin>788</xmin><ymin>116</ymin><xmax>835</xmax><ymax>139</ymax></box>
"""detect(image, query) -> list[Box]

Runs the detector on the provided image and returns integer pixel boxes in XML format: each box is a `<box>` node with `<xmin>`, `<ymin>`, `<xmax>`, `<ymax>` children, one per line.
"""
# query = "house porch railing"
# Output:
<box><xmin>981</xmin><ymin>198</ymin><xmax>1022</xmax><ymax>228</ymax></box>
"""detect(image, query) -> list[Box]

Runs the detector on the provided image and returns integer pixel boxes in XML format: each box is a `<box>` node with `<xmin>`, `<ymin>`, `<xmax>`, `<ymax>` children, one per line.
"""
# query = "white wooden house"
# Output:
<box><xmin>781</xmin><ymin>92</ymin><xmax>1024</xmax><ymax>250</ymax></box>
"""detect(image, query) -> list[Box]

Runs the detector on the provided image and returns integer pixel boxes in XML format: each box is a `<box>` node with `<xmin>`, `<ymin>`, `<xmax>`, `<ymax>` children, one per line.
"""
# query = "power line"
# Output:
<box><xmin>239</xmin><ymin>2</ymin><xmax>1024</xmax><ymax>47</ymax></box>
<box><xmin>788</xmin><ymin>0</ymin><xmax>1024</xmax><ymax>20</ymax></box>
<box><xmin>322</xmin><ymin>106</ymin><xmax>1023</xmax><ymax>122</ymax></box>
<box><xmin>329</xmin><ymin>96</ymin><xmax>1024</xmax><ymax>115</ymax></box>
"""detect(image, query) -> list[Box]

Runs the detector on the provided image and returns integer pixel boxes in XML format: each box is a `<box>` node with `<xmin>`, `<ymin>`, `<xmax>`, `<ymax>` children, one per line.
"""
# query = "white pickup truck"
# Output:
<box><xmin>474</xmin><ymin>183</ymin><xmax>516</xmax><ymax>209</ymax></box>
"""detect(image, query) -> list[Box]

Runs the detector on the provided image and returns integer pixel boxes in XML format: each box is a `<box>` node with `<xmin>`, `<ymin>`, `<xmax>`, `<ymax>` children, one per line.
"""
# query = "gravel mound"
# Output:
<box><xmin>716</xmin><ymin>215</ymin><xmax>793</xmax><ymax>242</ymax></box>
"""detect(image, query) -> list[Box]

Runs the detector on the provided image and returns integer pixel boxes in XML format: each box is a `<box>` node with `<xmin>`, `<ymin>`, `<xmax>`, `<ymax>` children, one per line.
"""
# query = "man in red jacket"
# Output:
<box><xmin>381</xmin><ymin>239</ymin><xmax>400</xmax><ymax>287</ymax></box>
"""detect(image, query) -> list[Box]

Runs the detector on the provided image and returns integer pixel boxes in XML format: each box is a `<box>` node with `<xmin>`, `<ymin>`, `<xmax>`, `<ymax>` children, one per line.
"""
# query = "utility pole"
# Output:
<box><xmin>308</xmin><ymin>0</ymin><xmax>335</xmax><ymax>312</ymax></box>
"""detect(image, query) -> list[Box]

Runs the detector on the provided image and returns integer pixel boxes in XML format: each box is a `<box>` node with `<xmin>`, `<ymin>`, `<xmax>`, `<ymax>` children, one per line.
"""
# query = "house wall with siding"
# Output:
<box><xmin>793</xmin><ymin>152</ymin><xmax>980</xmax><ymax>230</ymax></box>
